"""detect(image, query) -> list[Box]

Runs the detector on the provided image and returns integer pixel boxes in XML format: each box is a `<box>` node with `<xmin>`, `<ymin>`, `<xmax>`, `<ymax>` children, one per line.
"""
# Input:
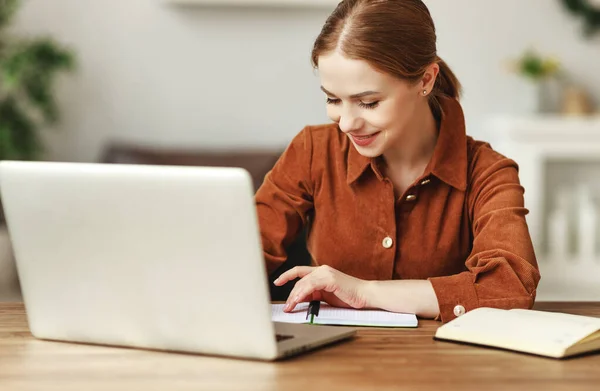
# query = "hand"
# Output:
<box><xmin>273</xmin><ymin>265</ymin><xmax>369</xmax><ymax>312</ymax></box>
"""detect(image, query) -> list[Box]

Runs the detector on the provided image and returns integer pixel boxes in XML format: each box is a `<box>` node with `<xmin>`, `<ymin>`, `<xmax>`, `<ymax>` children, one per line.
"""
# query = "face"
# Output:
<box><xmin>317</xmin><ymin>51</ymin><xmax>436</xmax><ymax>158</ymax></box>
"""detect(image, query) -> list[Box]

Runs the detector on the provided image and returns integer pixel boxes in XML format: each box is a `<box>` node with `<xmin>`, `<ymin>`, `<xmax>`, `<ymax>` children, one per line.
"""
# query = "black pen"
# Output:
<box><xmin>306</xmin><ymin>300</ymin><xmax>320</xmax><ymax>323</ymax></box>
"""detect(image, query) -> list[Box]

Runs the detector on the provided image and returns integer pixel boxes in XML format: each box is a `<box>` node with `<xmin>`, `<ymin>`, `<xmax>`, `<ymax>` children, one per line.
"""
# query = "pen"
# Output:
<box><xmin>306</xmin><ymin>300</ymin><xmax>320</xmax><ymax>323</ymax></box>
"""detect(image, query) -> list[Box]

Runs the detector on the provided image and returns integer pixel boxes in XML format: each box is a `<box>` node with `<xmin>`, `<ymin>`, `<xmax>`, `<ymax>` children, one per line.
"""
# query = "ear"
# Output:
<box><xmin>421</xmin><ymin>63</ymin><xmax>440</xmax><ymax>95</ymax></box>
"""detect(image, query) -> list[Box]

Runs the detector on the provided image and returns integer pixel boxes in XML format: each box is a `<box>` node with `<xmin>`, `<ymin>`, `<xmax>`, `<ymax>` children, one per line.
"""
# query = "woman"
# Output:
<box><xmin>255</xmin><ymin>0</ymin><xmax>540</xmax><ymax>322</ymax></box>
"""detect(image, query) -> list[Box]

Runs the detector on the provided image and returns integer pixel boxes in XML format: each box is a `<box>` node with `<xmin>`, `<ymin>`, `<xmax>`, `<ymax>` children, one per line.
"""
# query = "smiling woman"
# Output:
<box><xmin>255</xmin><ymin>0</ymin><xmax>540</xmax><ymax>323</ymax></box>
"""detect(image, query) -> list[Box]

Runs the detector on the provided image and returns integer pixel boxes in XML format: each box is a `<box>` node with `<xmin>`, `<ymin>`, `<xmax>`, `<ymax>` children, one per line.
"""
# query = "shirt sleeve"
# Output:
<box><xmin>255</xmin><ymin>127</ymin><xmax>315</xmax><ymax>275</ymax></box>
<box><xmin>428</xmin><ymin>146</ymin><xmax>541</xmax><ymax>323</ymax></box>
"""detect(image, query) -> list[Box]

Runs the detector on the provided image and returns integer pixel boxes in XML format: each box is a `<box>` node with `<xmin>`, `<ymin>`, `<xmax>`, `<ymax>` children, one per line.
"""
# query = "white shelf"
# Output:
<box><xmin>536</xmin><ymin>258</ymin><xmax>600</xmax><ymax>301</ymax></box>
<box><xmin>165</xmin><ymin>0</ymin><xmax>339</xmax><ymax>8</ymax></box>
<box><xmin>485</xmin><ymin>115</ymin><xmax>600</xmax><ymax>301</ymax></box>
<box><xmin>487</xmin><ymin>115</ymin><xmax>600</xmax><ymax>144</ymax></box>
<box><xmin>536</xmin><ymin>281</ymin><xmax>599</xmax><ymax>301</ymax></box>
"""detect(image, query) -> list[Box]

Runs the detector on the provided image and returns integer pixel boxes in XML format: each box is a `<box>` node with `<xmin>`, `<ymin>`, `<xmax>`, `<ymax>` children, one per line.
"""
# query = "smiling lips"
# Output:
<box><xmin>350</xmin><ymin>131</ymin><xmax>381</xmax><ymax>147</ymax></box>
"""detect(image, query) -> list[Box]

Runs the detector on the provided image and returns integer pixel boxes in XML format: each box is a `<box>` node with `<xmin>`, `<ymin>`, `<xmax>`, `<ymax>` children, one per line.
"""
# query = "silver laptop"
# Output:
<box><xmin>0</xmin><ymin>160</ymin><xmax>355</xmax><ymax>360</ymax></box>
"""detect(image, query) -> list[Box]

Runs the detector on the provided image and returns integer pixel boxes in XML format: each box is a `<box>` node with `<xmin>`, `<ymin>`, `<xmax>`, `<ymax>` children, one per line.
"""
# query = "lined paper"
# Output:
<box><xmin>271</xmin><ymin>302</ymin><xmax>418</xmax><ymax>328</ymax></box>
<box><xmin>271</xmin><ymin>302</ymin><xmax>312</xmax><ymax>324</ymax></box>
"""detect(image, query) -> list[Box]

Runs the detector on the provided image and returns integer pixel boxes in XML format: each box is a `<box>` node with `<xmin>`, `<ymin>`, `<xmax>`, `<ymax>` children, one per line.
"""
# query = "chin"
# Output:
<box><xmin>351</xmin><ymin>142</ymin><xmax>384</xmax><ymax>158</ymax></box>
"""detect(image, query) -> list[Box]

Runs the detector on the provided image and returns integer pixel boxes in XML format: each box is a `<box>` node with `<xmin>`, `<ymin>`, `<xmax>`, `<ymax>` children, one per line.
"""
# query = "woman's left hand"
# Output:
<box><xmin>273</xmin><ymin>265</ymin><xmax>370</xmax><ymax>312</ymax></box>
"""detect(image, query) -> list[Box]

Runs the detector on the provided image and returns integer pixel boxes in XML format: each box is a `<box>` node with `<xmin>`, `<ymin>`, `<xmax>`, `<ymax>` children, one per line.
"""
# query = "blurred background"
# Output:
<box><xmin>1</xmin><ymin>0</ymin><xmax>600</xmax><ymax>301</ymax></box>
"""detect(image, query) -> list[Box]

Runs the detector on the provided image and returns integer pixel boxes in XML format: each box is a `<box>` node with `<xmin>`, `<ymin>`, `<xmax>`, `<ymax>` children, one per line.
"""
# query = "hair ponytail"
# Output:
<box><xmin>434</xmin><ymin>57</ymin><xmax>462</xmax><ymax>99</ymax></box>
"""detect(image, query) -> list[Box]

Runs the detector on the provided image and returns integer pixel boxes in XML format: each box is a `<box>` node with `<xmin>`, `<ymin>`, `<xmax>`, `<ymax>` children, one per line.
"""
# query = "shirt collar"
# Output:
<box><xmin>346</xmin><ymin>143</ymin><xmax>376</xmax><ymax>185</ymax></box>
<box><xmin>346</xmin><ymin>96</ymin><xmax>467</xmax><ymax>191</ymax></box>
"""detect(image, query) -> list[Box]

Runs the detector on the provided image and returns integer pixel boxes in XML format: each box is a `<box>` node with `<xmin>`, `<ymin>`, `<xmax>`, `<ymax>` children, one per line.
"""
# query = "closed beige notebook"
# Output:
<box><xmin>434</xmin><ymin>307</ymin><xmax>600</xmax><ymax>358</ymax></box>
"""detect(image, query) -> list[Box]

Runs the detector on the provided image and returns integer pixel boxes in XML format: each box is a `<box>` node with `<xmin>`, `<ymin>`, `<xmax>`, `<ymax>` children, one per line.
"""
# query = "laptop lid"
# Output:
<box><xmin>0</xmin><ymin>161</ymin><xmax>280</xmax><ymax>360</ymax></box>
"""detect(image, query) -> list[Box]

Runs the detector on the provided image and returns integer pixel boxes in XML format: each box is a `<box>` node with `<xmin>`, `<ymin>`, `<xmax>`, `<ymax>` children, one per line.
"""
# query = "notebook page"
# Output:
<box><xmin>271</xmin><ymin>303</ymin><xmax>310</xmax><ymax>324</ymax></box>
<box><xmin>507</xmin><ymin>309</ymin><xmax>600</xmax><ymax>347</ymax></box>
<box><xmin>510</xmin><ymin>309</ymin><xmax>600</xmax><ymax>327</ymax></box>
<box><xmin>271</xmin><ymin>303</ymin><xmax>417</xmax><ymax>327</ymax></box>
<box><xmin>580</xmin><ymin>330</ymin><xmax>600</xmax><ymax>345</ymax></box>
<box><xmin>314</xmin><ymin>305</ymin><xmax>417</xmax><ymax>327</ymax></box>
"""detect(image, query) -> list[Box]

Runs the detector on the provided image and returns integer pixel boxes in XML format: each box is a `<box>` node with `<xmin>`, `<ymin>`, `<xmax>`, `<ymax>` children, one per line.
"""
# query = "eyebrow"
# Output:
<box><xmin>320</xmin><ymin>86</ymin><xmax>380</xmax><ymax>99</ymax></box>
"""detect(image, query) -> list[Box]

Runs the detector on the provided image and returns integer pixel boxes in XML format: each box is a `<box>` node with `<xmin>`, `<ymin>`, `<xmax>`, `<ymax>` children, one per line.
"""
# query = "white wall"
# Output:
<box><xmin>11</xmin><ymin>0</ymin><xmax>600</xmax><ymax>162</ymax></box>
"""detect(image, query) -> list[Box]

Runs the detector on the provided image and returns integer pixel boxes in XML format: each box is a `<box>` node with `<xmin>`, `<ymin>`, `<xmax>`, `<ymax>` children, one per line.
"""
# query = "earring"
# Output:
<box><xmin>422</xmin><ymin>89</ymin><xmax>428</xmax><ymax>96</ymax></box>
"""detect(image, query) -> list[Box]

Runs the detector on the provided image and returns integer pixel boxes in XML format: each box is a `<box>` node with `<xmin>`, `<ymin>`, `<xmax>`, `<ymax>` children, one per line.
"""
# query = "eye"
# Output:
<box><xmin>358</xmin><ymin>101</ymin><xmax>380</xmax><ymax>109</ymax></box>
<box><xmin>326</xmin><ymin>97</ymin><xmax>341</xmax><ymax>105</ymax></box>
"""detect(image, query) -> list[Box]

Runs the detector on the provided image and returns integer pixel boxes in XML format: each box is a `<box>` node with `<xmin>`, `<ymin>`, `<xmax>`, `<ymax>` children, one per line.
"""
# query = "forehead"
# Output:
<box><xmin>317</xmin><ymin>51</ymin><xmax>394</xmax><ymax>96</ymax></box>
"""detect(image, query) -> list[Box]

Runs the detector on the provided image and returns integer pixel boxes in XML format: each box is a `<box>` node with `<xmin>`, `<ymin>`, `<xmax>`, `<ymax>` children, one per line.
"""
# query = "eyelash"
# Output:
<box><xmin>326</xmin><ymin>98</ymin><xmax>380</xmax><ymax>110</ymax></box>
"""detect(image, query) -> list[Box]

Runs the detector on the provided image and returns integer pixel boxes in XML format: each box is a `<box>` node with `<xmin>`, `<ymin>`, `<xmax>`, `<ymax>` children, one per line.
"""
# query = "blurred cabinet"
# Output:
<box><xmin>486</xmin><ymin>115</ymin><xmax>600</xmax><ymax>301</ymax></box>
<box><xmin>166</xmin><ymin>0</ymin><xmax>338</xmax><ymax>7</ymax></box>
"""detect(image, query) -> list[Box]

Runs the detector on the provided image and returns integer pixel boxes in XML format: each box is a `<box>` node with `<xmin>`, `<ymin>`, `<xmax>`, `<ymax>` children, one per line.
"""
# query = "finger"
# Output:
<box><xmin>283</xmin><ymin>292</ymin><xmax>318</xmax><ymax>313</ymax></box>
<box><xmin>273</xmin><ymin>266</ymin><xmax>315</xmax><ymax>286</ymax></box>
<box><xmin>284</xmin><ymin>275</ymin><xmax>331</xmax><ymax>312</ymax></box>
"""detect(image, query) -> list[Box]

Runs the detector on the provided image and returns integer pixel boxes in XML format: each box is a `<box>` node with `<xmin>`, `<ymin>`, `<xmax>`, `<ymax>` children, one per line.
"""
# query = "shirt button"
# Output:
<box><xmin>453</xmin><ymin>305</ymin><xmax>466</xmax><ymax>317</ymax></box>
<box><xmin>420</xmin><ymin>178</ymin><xmax>431</xmax><ymax>185</ymax></box>
<box><xmin>405</xmin><ymin>194</ymin><xmax>417</xmax><ymax>202</ymax></box>
<box><xmin>382</xmin><ymin>237</ymin><xmax>394</xmax><ymax>249</ymax></box>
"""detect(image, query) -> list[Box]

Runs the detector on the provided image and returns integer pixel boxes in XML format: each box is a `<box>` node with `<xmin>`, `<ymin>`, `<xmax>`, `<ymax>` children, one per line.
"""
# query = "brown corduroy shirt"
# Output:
<box><xmin>255</xmin><ymin>97</ymin><xmax>540</xmax><ymax>323</ymax></box>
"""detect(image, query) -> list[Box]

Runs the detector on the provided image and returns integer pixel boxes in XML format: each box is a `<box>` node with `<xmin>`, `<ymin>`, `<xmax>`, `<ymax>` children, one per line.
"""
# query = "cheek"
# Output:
<box><xmin>377</xmin><ymin>96</ymin><xmax>417</xmax><ymax>132</ymax></box>
<box><xmin>365</xmin><ymin>106</ymin><xmax>399</xmax><ymax>130</ymax></box>
<box><xmin>326</xmin><ymin>106</ymin><xmax>340</xmax><ymax>123</ymax></box>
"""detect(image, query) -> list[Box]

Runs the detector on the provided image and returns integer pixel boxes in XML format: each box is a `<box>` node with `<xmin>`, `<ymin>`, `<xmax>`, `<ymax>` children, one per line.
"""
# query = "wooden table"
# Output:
<box><xmin>1</xmin><ymin>302</ymin><xmax>599</xmax><ymax>391</ymax></box>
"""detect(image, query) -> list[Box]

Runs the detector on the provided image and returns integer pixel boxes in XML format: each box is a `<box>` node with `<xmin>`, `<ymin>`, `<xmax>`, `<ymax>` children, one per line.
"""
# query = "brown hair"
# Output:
<box><xmin>311</xmin><ymin>0</ymin><xmax>461</xmax><ymax>117</ymax></box>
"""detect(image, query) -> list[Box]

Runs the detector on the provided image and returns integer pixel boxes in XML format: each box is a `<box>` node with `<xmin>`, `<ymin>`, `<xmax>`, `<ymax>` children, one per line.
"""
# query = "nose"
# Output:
<box><xmin>337</xmin><ymin>108</ymin><xmax>362</xmax><ymax>134</ymax></box>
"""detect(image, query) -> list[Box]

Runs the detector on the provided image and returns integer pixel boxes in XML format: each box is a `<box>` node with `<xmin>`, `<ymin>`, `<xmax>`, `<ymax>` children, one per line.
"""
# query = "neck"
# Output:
<box><xmin>382</xmin><ymin>101</ymin><xmax>439</xmax><ymax>172</ymax></box>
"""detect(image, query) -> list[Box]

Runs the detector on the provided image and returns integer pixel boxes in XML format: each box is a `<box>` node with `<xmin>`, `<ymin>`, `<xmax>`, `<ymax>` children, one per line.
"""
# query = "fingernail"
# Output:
<box><xmin>284</xmin><ymin>302</ymin><xmax>290</xmax><ymax>311</ymax></box>
<box><xmin>273</xmin><ymin>278</ymin><xmax>280</xmax><ymax>285</ymax></box>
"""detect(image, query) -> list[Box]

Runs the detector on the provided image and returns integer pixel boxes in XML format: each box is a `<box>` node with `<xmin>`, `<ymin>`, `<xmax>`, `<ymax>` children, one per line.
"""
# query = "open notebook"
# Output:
<box><xmin>434</xmin><ymin>307</ymin><xmax>600</xmax><ymax>358</ymax></box>
<box><xmin>272</xmin><ymin>302</ymin><xmax>418</xmax><ymax>328</ymax></box>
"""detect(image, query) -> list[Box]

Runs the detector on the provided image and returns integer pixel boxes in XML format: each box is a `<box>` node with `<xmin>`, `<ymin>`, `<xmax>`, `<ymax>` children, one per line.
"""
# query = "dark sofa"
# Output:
<box><xmin>100</xmin><ymin>143</ymin><xmax>310</xmax><ymax>301</ymax></box>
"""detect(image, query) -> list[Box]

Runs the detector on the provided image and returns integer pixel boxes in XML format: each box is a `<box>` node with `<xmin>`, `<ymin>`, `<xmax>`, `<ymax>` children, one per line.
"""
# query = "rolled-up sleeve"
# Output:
<box><xmin>255</xmin><ymin>127</ymin><xmax>314</xmax><ymax>275</ymax></box>
<box><xmin>429</xmin><ymin>150</ymin><xmax>541</xmax><ymax>322</ymax></box>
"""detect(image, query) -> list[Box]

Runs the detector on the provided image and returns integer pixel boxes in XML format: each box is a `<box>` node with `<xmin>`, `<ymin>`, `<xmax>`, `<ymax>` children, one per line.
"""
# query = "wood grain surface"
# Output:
<box><xmin>1</xmin><ymin>302</ymin><xmax>599</xmax><ymax>391</ymax></box>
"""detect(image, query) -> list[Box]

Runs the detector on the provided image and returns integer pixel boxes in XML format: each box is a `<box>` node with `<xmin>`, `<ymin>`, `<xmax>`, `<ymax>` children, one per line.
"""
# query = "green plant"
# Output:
<box><xmin>561</xmin><ymin>0</ymin><xmax>600</xmax><ymax>37</ymax></box>
<box><xmin>509</xmin><ymin>48</ymin><xmax>561</xmax><ymax>81</ymax></box>
<box><xmin>0</xmin><ymin>0</ymin><xmax>75</xmax><ymax>161</ymax></box>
